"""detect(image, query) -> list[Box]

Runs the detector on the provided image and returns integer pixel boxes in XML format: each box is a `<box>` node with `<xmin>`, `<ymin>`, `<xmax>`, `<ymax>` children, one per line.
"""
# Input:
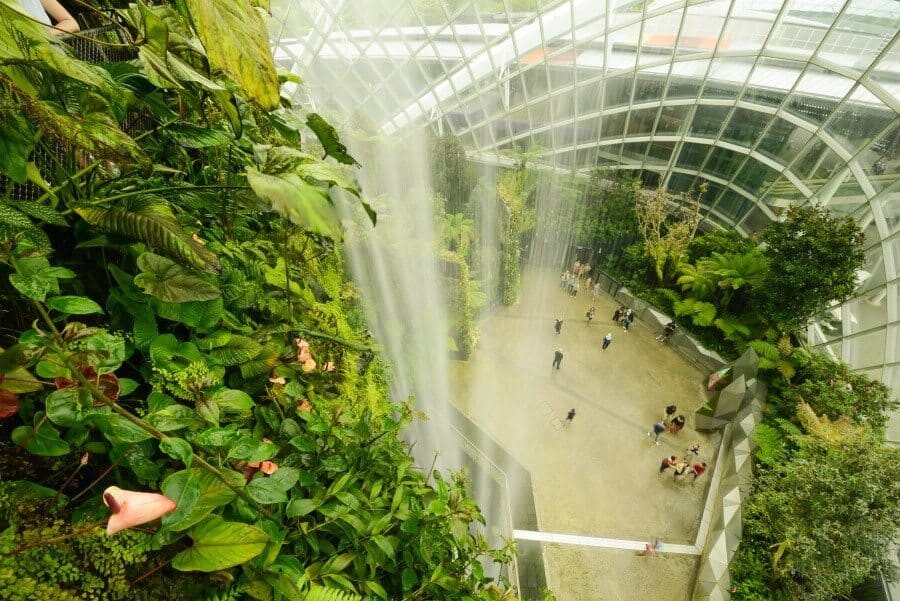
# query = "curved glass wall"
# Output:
<box><xmin>269</xmin><ymin>0</ymin><xmax>900</xmax><ymax>441</ymax></box>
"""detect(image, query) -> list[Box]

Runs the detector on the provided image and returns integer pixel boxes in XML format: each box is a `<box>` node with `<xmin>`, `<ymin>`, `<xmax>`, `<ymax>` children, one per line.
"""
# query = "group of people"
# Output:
<box><xmin>612</xmin><ymin>306</ymin><xmax>635</xmax><ymax>331</ymax></box>
<box><xmin>649</xmin><ymin>404</ymin><xmax>706</xmax><ymax>485</ymax></box>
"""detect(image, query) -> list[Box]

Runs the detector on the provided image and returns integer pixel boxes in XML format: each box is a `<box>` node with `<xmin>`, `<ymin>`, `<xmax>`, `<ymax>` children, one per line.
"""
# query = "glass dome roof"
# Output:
<box><xmin>268</xmin><ymin>0</ymin><xmax>900</xmax><ymax>440</ymax></box>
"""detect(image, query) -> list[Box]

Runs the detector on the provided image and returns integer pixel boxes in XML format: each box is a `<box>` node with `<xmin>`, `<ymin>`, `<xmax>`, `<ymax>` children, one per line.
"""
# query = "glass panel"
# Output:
<box><xmin>626</xmin><ymin>107</ymin><xmax>658</xmax><ymax>136</ymax></box>
<box><xmin>845</xmin><ymin>329</ymin><xmax>886</xmax><ymax>369</ymax></box>
<box><xmin>633</xmin><ymin>77</ymin><xmax>667</xmax><ymax>103</ymax></box>
<box><xmin>758</xmin><ymin>120</ymin><xmax>813</xmax><ymax>163</ymax></box>
<box><xmin>715</xmin><ymin>189</ymin><xmax>753</xmax><ymax>222</ymax></box>
<box><xmin>676</xmin><ymin>142</ymin><xmax>711</xmax><ymax>171</ymax></box>
<box><xmin>647</xmin><ymin>141</ymin><xmax>675</xmax><ymax>162</ymax></box>
<box><xmin>689</xmin><ymin>105</ymin><xmax>730</xmax><ymax>137</ymax></box>
<box><xmin>733</xmin><ymin>161</ymin><xmax>781</xmax><ymax>195</ymax></box>
<box><xmin>668</xmin><ymin>172</ymin><xmax>697</xmax><ymax>193</ymax></box>
<box><xmin>826</xmin><ymin>102</ymin><xmax>894</xmax><ymax>154</ymax></box>
<box><xmin>875</xmin><ymin>181</ymin><xmax>900</xmax><ymax>235</ymax></box>
<box><xmin>665</xmin><ymin>77</ymin><xmax>703</xmax><ymax>102</ymax></box>
<box><xmin>722</xmin><ymin>10</ymin><xmax>770</xmax><ymax>52</ymax></box>
<box><xmin>742</xmin><ymin>58</ymin><xmax>799</xmax><ymax>109</ymax></box>
<box><xmin>740</xmin><ymin>205</ymin><xmax>773</xmax><ymax>234</ymax></box>
<box><xmin>861</xmin><ymin>123</ymin><xmax>899</xmax><ymax>192</ymax></box>
<box><xmin>721</xmin><ymin>108</ymin><xmax>772</xmax><ymax>148</ymax></box>
<box><xmin>620</xmin><ymin>142</ymin><xmax>648</xmax><ymax>163</ymax></box>
<box><xmin>706</xmin><ymin>147</ymin><xmax>747</xmax><ymax>180</ymax></box>
<box><xmin>844</xmin><ymin>291</ymin><xmax>888</xmax><ymax>335</ymax></box>
<box><xmin>599</xmin><ymin>112</ymin><xmax>627</xmax><ymax>140</ymax></box>
<box><xmin>655</xmin><ymin>105</ymin><xmax>689</xmax><ymax>136</ymax></box>
<box><xmin>603</xmin><ymin>74</ymin><xmax>634</xmax><ymax>109</ymax></box>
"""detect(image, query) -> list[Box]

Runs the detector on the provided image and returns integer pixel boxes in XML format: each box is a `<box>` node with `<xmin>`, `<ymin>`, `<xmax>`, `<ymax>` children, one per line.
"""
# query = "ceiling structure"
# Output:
<box><xmin>268</xmin><ymin>0</ymin><xmax>900</xmax><ymax>440</ymax></box>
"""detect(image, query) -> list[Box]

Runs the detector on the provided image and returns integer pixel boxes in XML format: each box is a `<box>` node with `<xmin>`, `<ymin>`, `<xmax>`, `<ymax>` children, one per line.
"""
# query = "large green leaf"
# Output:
<box><xmin>134</xmin><ymin>252</ymin><xmax>221</xmax><ymax>303</ymax></box>
<box><xmin>207</xmin><ymin>336</ymin><xmax>261</xmax><ymax>366</ymax></box>
<box><xmin>209</xmin><ymin>388</ymin><xmax>254</xmax><ymax>415</ymax></box>
<box><xmin>76</xmin><ymin>202</ymin><xmax>219</xmax><ymax>272</ymax></box>
<box><xmin>166</xmin><ymin>122</ymin><xmax>231</xmax><ymax>148</ymax></box>
<box><xmin>172</xmin><ymin>515</ymin><xmax>268</xmax><ymax>571</ymax></box>
<box><xmin>246</xmin><ymin>168</ymin><xmax>341</xmax><ymax>239</ymax></box>
<box><xmin>246</xmin><ymin>476</ymin><xmax>288</xmax><ymax>504</ymax></box>
<box><xmin>161</xmin><ymin>469</ymin><xmax>201</xmax><ymax>528</ymax></box>
<box><xmin>305</xmin><ymin>113</ymin><xmax>359</xmax><ymax>166</ymax></box>
<box><xmin>12</xmin><ymin>412</ymin><xmax>70</xmax><ymax>456</ymax></box>
<box><xmin>164</xmin><ymin>468</ymin><xmax>245</xmax><ymax>531</ymax></box>
<box><xmin>153</xmin><ymin>297</ymin><xmax>223</xmax><ymax>331</ymax></box>
<box><xmin>184</xmin><ymin>0</ymin><xmax>279</xmax><ymax>109</ymax></box>
<box><xmin>145</xmin><ymin>404</ymin><xmax>199</xmax><ymax>432</ymax></box>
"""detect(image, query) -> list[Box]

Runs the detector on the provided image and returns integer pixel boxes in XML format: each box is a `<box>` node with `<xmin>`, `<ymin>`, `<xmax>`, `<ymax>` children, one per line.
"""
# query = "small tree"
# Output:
<box><xmin>755</xmin><ymin>205</ymin><xmax>865</xmax><ymax>332</ymax></box>
<box><xmin>635</xmin><ymin>184</ymin><xmax>704</xmax><ymax>284</ymax></box>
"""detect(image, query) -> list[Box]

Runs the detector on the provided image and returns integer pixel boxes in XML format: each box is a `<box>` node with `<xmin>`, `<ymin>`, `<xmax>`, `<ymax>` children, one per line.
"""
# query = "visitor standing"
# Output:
<box><xmin>648</xmin><ymin>421</ymin><xmax>666</xmax><ymax>444</ymax></box>
<box><xmin>586</xmin><ymin>307</ymin><xmax>595</xmax><ymax>325</ymax></box>
<box><xmin>552</xmin><ymin>347</ymin><xmax>564</xmax><ymax>370</ymax></box>
<box><xmin>571</xmin><ymin>279</ymin><xmax>580</xmax><ymax>297</ymax></box>
<box><xmin>560</xmin><ymin>270</ymin><xmax>570</xmax><ymax>289</ymax></box>
<box><xmin>602</xmin><ymin>332</ymin><xmax>613</xmax><ymax>350</ymax></box>
<box><xmin>612</xmin><ymin>307</ymin><xmax>623</xmax><ymax>323</ymax></box>
<box><xmin>623</xmin><ymin>308</ymin><xmax>634</xmax><ymax>331</ymax></box>
<box><xmin>656</xmin><ymin>322</ymin><xmax>676</xmax><ymax>342</ymax></box>
<box><xmin>673</xmin><ymin>461</ymin><xmax>690</xmax><ymax>480</ymax></box>
<box><xmin>554</xmin><ymin>316</ymin><xmax>563</xmax><ymax>334</ymax></box>
<box><xmin>565</xmin><ymin>408</ymin><xmax>576</xmax><ymax>425</ymax></box>
<box><xmin>591</xmin><ymin>281</ymin><xmax>600</xmax><ymax>300</ymax></box>
<box><xmin>686</xmin><ymin>442</ymin><xmax>701</xmax><ymax>458</ymax></box>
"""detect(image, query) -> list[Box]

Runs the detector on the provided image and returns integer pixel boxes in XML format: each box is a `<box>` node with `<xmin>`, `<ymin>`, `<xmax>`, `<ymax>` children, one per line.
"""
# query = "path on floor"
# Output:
<box><xmin>448</xmin><ymin>265</ymin><xmax>718</xmax><ymax>601</ymax></box>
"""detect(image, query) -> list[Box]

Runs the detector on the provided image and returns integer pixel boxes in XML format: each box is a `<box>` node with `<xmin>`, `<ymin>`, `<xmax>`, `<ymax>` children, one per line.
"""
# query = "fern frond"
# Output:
<box><xmin>748</xmin><ymin>340</ymin><xmax>781</xmax><ymax>361</ymax></box>
<box><xmin>76</xmin><ymin>201</ymin><xmax>219</xmax><ymax>272</ymax></box>
<box><xmin>303</xmin><ymin>584</ymin><xmax>362</xmax><ymax>601</ymax></box>
<box><xmin>752</xmin><ymin>422</ymin><xmax>788</xmax><ymax>467</ymax></box>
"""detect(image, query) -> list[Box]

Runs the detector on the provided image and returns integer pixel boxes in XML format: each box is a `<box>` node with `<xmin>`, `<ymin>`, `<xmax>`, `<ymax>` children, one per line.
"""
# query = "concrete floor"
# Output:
<box><xmin>448</xmin><ymin>265</ymin><xmax>716</xmax><ymax>601</ymax></box>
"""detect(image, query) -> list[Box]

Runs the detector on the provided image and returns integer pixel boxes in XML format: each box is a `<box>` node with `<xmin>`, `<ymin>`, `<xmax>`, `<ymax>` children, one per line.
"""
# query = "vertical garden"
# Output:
<box><xmin>0</xmin><ymin>2</ymin><xmax>515</xmax><ymax>600</ymax></box>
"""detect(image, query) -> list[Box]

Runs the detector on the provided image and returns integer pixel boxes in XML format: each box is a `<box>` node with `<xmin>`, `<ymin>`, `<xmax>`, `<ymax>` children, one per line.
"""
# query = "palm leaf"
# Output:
<box><xmin>76</xmin><ymin>200</ymin><xmax>219</xmax><ymax>272</ymax></box>
<box><xmin>748</xmin><ymin>339</ymin><xmax>781</xmax><ymax>361</ymax></box>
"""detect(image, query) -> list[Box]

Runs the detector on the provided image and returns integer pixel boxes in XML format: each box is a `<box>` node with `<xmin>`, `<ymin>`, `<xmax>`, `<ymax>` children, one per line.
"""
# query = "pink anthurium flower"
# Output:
<box><xmin>103</xmin><ymin>486</ymin><xmax>176</xmax><ymax>535</ymax></box>
<box><xmin>294</xmin><ymin>338</ymin><xmax>312</xmax><ymax>363</ymax></box>
<box><xmin>260</xmin><ymin>461</ymin><xmax>279</xmax><ymax>475</ymax></box>
<box><xmin>268</xmin><ymin>376</ymin><xmax>286</xmax><ymax>385</ymax></box>
<box><xmin>323</xmin><ymin>361</ymin><xmax>335</xmax><ymax>372</ymax></box>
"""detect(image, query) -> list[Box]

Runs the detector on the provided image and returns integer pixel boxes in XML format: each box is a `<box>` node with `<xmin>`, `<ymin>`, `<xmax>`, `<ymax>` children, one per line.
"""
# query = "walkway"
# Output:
<box><xmin>448</xmin><ymin>265</ymin><xmax>716</xmax><ymax>601</ymax></box>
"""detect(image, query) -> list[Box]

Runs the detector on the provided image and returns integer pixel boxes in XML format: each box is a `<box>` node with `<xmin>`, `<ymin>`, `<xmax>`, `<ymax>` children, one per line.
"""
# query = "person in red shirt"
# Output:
<box><xmin>690</xmin><ymin>461</ymin><xmax>708</xmax><ymax>485</ymax></box>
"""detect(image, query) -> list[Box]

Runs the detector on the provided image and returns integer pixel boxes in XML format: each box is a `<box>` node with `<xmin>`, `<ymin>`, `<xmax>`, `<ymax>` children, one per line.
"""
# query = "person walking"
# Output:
<box><xmin>659</xmin><ymin>455</ymin><xmax>678</xmax><ymax>474</ymax></box>
<box><xmin>552</xmin><ymin>347</ymin><xmax>564</xmax><ymax>370</ymax></box>
<box><xmin>565</xmin><ymin>408</ymin><xmax>576</xmax><ymax>425</ymax></box>
<box><xmin>592</xmin><ymin>281</ymin><xmax>600</xmax><ymax>300</ymax></box>
<box><xmin>623</xmin><ymin>308</ymin><xmax>634</xmax><ymax>332</ymax></box>
<box><xmin>586</xmin><ymin>306</ymin><xmax>595</xmax><ymax>325</ymax></box>
<box><xmin>689</xmin><ymin>462</ymin><xmax>708</xmax><ymax>485</ymax></box>
<box><xmin>602</xmin><ymin>332</ymin><xmax>613</xmax><ymax>350</ymax></box>
<box><xmin>668</xmin><ymin>415</ymin><xmax>686</xmax><ymax>434</ymax></box>
<box><xmin>648</xmin><ymin>421</ymin><xmax>666</xmax><ymax>444</ymax></box>
<box><xmin>554</xmin><ymin>316</ymin><xmax>563</xmax><ymax>334</ymax></box>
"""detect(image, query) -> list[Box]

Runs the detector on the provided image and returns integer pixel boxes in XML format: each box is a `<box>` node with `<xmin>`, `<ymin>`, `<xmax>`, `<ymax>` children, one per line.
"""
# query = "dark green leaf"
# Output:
<box><xmin>161</xmin><ymin>469</ymin><xmax>202</xmax><ymax>529</ymax></box>
<box><xmin>246</xmin><ymin>476</ymin><xmax>288</xmax><ymax>504</ymax></box>
<box><xmin>135</xmin><ymin>252</ymin><xmax>221</xmax><ymax>303</ymax></box>
<box><xmin>268</xmin><ymin>467</ymin><xmax>299</xmax><ymax>492</ymax></box>
<box><xmin>160</xmin><ymin>436</ymin><xmax>194</xmax><ymax>466</ymax></box>
<box><xmin>285</xmin><ymin>498</ymin><xmax>317</xmax><ymax>518</ymax></box>
<box><xmin>164</xmin><ymin>468</ymin><xmax>244</xmax><ymax>531</ymax></box>
<box><xmin>145</xmin><ymin>404</ymin><xmax>199</xmax><ymax>432</ymax></box>
<box><xmin>305</xmin><ymin>113</ymin><xmax>359</xmax><ymax>166</ymax></box>
<box><xmin>12</xmin><ymin>413</ymin><xmax>70</xmax><ymax>456</ymax></box>
<box><xmin>166</xmin><ymin>122</ymin><xmax>231</xmax><ymax>148</ymax></box>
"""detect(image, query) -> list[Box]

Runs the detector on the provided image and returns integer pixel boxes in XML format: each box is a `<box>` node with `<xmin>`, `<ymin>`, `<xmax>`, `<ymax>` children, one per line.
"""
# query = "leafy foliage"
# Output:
<box><xmin>0</xmin><ymin>5</ymin><xmax>514</xmax><ymax>601</ymax></box>
<box><xmin>755</xmin><ymin>205</ymin><xmax>866</xmax><ymax>332</ymax></box>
